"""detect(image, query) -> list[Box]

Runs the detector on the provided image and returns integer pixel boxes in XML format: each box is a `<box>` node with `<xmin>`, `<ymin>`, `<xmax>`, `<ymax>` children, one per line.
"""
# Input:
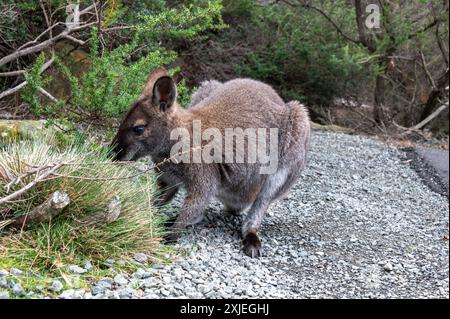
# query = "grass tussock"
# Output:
<box><xmin>0</xmin><ymin>136</ymin><xmax>164</xmax><ymax>274</ymax></box>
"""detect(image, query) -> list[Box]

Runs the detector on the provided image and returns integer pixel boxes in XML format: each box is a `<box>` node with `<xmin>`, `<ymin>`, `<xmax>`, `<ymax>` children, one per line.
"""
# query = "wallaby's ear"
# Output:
<box><xmin>140</xmin><ymin>67</ymin><xmax>169</xmax><ymax>98</ymax></box>
<box><xmin>152</xmin><ymin>76</ymin><xmax>177</xmax><ymax>112</ymax></box>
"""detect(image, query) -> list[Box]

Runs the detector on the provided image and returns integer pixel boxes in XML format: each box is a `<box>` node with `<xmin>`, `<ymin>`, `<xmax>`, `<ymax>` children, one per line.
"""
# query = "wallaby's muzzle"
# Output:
<box><xmin>109</xmin><ymin>135</ymin><xmax>126</xmax><ymax>162</ymax></box>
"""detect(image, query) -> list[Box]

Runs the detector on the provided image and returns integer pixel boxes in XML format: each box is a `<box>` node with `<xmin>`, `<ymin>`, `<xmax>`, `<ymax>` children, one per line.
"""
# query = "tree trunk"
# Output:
<box><xmin>374</xmin><ymin>72</ymin><xmax>387</xmax><ymax>125</ymax></box>
<box><xmin>419</xmin><ymin>69</ymin><xmax>449</xmax><ymax>122</ymax></box>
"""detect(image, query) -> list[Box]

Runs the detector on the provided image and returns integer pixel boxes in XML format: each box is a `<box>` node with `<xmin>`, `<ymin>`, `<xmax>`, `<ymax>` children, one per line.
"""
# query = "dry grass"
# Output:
<box><xmin>0</xmin><ymin>136</ymin><xmax>165</xmax><ymax>274</ymax></box>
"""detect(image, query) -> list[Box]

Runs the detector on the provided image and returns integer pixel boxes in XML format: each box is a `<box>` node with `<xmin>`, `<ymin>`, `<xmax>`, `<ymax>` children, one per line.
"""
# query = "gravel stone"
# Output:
<box><xmin>114</xmin><ymin>274</ymin><xmax>128</xmax><ymax>286</ymax></box>
<box><xmin>49</xmin><ymin>280</ymin><xmax>64</xmax><ymax>292</ymax></box>
<box><xmin>68</xmin><ymin>265</ymin><xmax>87</xmax><ymax>274</ymax></box>
<box><xmin>12</xmin><ymin>283</ymin><xmax>25</xmax><ymax>296</ymax></box>
<box><xmin>384</xmin><ymin>263</ymin><xmax>394</xmax><ymax>272</ymax></box>
<box><xmin>9</xmin><ymin>268</ymin><xmax>23</xmax><ymax>277</ymax></box>
<box><xmin>92</xmin><ymin>278</ymin><xmax>113</xmax><ymax>295</ymax></box>
<box><xmin>0</xmin><ymin>291</ymin><xmax>9</xmax><ymax>299</ymax></box>
<box><xmin>133</xmin><ymin>253</ymin><xmax>148</xmax><ymax>264</ymax></box>
<box><xmin>84</xmin><ymin>261</ymin><xmax>93</xmax><ymax>271</ymax></box>
<box><xmin>0</xmin><ymin>277</ymin><xmax>7</xmax><ymax>288</ymax></box>
<box><xmin>88</xmin><ymin>131</ymin><xmax>449</xmax><ymax>299</ymax></box>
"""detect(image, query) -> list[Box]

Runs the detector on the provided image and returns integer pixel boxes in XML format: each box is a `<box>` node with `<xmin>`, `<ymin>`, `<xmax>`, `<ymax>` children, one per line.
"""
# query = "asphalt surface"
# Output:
<box><xmin>416</xmin><ymin>147</ymin><xmax>449</xmax><ymax>192</ymax></box>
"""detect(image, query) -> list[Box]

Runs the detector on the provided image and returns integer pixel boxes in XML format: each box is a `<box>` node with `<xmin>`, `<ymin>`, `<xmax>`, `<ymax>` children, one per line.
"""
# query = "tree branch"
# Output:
<box><xmin>409</xmin><ymin>102</ymin><xmax>449</xmax><ymax>131</ymax></box>
<box><xmin>0</xmin><ymin>57</ymin><xmax>54</xmax><ymax>100</ymax></box>
<box><xmin>0</xmin><ymin>21</ymin><xmax>96</xmax><ymax>68</ymax></box>
<box><xmin>279</xmin><ymin>0</ymin><xmax>361</xmax><ymax>45</ymax></box>
<box><xmin>0</xmin><ymin>163</ymin><xmax>64</xmax><ymax>205</ymax></box>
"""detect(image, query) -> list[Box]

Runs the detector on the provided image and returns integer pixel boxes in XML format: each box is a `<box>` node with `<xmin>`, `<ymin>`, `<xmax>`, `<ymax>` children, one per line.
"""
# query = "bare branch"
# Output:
<box><xmin>0</xmin><ymin>57</ymin><xmax>54</xmax><ymax>100</ymax></box>
<box><xmin>38</xmin><ymin>87</ymin><xmax>59</xmax><ymax>103</ymax></box>
<box><xmin>397</xmin><ymin>102</ymin><xmax>449</xmax><ymax>134</ymax></box>
<box><xmin>0</xmin><ymin>21</ymin><xmax>96</xmax><ymax>68</ymax></box>
<box><xmin>62</xmin><ymin>34</ymin><xmax>86</xmax><ymax>45</ymax></box>
<box><xmin>11</xmin><ymin>191</ymin><xmax>70</xmax><ymax>229</ymax></box>
<box><xmin>0</xmin><ymin>81</ymin><xmax>27</xmax><ymax>100</ymax></box>
<box><xmin>0</xmin><ymin>163</ymin><xmax>64</xmax><ymax>205</ymax></box>
<box><xmin>420</xmin><ymin>51</ymin><xmax>437</xmax><ymax>90</ymax></box>
<box><xmin>0</xmin><ymin>70</ymin><xmax>26</xmax><ymax>77</ymax></box>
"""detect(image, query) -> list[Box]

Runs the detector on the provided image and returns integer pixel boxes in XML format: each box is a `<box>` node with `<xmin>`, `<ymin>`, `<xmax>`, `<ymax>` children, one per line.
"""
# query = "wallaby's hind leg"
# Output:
<box><xmin>241</xmin><ymin>169</ymin><xmax>289</xmax><ymax>257</ymax></box>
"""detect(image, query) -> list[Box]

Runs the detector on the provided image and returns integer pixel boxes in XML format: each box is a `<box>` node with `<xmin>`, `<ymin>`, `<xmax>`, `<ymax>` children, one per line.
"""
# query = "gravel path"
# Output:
<box><xmin>3</xmin><ymin>131</ymin><xmax>445</xmax><ymax>299</ymax></box>
<box><xmin>83</xmin><ymin>130</ymin><xmax>449</xmax><ymax>299</ymax></box>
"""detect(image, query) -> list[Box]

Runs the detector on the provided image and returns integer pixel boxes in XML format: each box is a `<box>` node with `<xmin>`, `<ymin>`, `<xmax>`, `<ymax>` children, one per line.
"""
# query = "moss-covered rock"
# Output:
<box><xmin>0</xmin><ymin>120</ymin><xmax>48</xmax><ymax>141</ymax></box>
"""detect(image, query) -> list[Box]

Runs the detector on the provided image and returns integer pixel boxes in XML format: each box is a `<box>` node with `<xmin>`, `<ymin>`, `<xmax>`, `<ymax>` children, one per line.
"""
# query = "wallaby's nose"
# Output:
<box><xmin>109</xmin><ymin>140</ymin><xmax>124</xmax><ymax>162</ymax></box>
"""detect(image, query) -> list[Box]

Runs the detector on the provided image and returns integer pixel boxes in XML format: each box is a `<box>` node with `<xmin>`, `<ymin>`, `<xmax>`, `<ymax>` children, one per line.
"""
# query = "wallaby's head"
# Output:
<box><xmin>111</xmin><ymin>67</ymin><xmax>178</xmax><ymax>161</ymax></box>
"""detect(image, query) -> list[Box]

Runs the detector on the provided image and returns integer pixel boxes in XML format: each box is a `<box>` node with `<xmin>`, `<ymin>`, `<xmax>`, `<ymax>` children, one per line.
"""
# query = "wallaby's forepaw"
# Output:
<box><xmin>243</xmin><ymin>233</ymin><xmax>262</xmax><ymax>258</ymax></box>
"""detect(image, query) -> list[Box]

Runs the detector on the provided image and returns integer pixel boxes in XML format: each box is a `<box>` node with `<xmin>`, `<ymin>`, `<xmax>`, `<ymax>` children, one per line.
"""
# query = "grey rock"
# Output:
<box><xmin>104</xmin><ymin>259</ymin><xmax>115</xmax><ymax>266</ymax></box>
<box><xmin>9</xmin><ymin>268</ymin><xmax>23</xmax><ymax>277</ymax></box>
<box><xmin>12</xmin><ymin>283</ymin><xmax>25</xmax><ymax>297</ymax></box>
<box><xmin>84</xmin><ymin>261</ymin><xmax>93</xmax><ymax>271</ymax></box>
<box><xmin>384</xmin><ymin>263</ymin><xmax>394</xmax><ymax>272</ymax></box>
<box><xmin>49</xmin><ymin>280</ymin><xmax>64</xmax><ymax>292</ymax></box>
<box><xmin>59</xmin><ymin>289</ymin><xmax>75</xmax><ymax>299</ymax></box>
<box><xmin>68</xmin><ymin>265</ymin><xmax>87</xmax><ymax>274</ymax></box>
<box><xmin>133</xmin><ymin>253</ymin><xmax>148</xmax><ymax>264</ymax></box>
<box><xmin>114</xmin><ymin>274</ymin><xmax>128</xmax><ymax>286</ymax></box>
<box><xmin>134</xmin><ymin>268</ymin><xmax>151</xmax><ymax>279</ymax></box>
<box><xmin>0</xmin><ymin>277</ymin><xmax>7</xmax><ymax>289</ymax></box>
<box><xmin>118</xmin><ymin>288</ymin><xmax>134</xmax><ymax>299</ymax></box>
<box><xmin>0</xmin><ymin>291</ymin><xmax>9</xmax><ymax>299</ymax></box>
<box><xmin>92</xmin><ymin>278</ymin><xmax>113</xmax><ymax>295</ymax></box>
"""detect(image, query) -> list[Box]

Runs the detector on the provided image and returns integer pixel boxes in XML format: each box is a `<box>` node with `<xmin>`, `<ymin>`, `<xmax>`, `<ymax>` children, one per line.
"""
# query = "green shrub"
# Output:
<box><xmin>231</xmin><ymin>1</ymin><xmax>372</xmax><ymax>106</ymax></box>
<box><xmin>0</xmin><ymin>136</ymin><xmax>163</xmax><ymax>271</ymax></box>
<box><xmin>22</xmin><ymin>0</ymin><xmax>225</xmax><ymax>120</ymax></box>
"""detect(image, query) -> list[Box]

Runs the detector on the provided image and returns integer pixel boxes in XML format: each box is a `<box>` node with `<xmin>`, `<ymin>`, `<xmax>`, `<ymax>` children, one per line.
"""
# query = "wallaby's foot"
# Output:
<box><xmin>243</xmin><ymin>232</ymin><xmax>262</xmax><ymax>258</ymax></box>
<box><xmin>162</xmin><ymin>228</ymin><xmax>181</xmax><ymax>244</ymax></box>
<box><xmin>224</xmin><ymin>205</ymin><xmax>242</xmax><ymax>216</ymax></box>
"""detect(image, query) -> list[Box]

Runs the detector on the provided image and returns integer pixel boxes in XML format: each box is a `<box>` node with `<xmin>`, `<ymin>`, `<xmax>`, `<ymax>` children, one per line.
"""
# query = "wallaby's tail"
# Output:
<box><xmin>282</xmin><ymin>101</ymin><xmax>311</xmax><ymax>167</ymax></box>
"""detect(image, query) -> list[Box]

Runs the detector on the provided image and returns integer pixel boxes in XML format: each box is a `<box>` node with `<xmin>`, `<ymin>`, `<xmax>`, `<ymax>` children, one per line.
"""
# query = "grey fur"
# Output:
<box><xmin>188</xmin><ymin>80</ymin><xmax>222</xmax><ymax>108</ymax></box>
<box><xmin>112</xmin><ymin>68</ymin><xmax>311</xmax><ymax>257</ymax></box>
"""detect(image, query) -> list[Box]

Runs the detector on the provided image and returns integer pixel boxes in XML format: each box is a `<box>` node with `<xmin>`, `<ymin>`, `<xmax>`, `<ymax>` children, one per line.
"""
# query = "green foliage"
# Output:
<box><xmin>57</xmin><ymin>29</ymin><xmax>177</xmax><ymax>117</ymax></box>
<box><xmin>21</xmin><ymin>53</ymin><xmax>47</xmax><ymax>115</ymax></box>
<box><xmin>230</xmin><ymin>1</ymin><xmax>373</xmax><ymax>105</ymax></box>
<box><xmin>32</xmin><ymin>0</ymin><xmax>226</xmax><ymax>119</ymax></box>
<box><xmin>177</xmin><ymin>79</ymin><xmax>196</xmax><ymax>108</ymax></box>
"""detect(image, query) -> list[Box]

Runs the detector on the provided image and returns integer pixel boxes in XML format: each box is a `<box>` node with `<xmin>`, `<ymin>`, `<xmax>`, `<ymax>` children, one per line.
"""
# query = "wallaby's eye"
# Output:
<box><xmin>132</xmin><ymin>125</ymin><xmax>145</xmax><ymax>136</ymax></box>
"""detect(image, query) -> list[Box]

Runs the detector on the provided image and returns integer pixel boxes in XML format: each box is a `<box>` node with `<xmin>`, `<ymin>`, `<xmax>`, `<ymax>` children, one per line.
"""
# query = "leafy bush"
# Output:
<box><xmin>231</xmin><ymin>1</ymin><xmax>373</xmax><ymax>106</ymax></box>
<box><xmin>21</xmin><ymin>0</ymin><xmax>224</xmax><ymax>119</ymax></box>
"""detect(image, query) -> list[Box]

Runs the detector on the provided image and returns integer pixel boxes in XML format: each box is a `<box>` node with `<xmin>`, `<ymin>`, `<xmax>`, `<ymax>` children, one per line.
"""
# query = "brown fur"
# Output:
<box><xmin>111</xmin><ymin>67</ymin><xmax>311</xmax><ymax>257</ymax></box>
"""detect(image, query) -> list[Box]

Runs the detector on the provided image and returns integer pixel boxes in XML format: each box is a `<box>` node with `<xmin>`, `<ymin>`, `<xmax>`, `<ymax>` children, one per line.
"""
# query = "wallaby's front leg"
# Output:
<box><xmin>165</xmin><ymin>192</ymin><xmax>211</xmax><ymax>242</ymax></box>
<box><xmin>155</xmin><ymin>178</ymin><xmax>179</xmax><ymax>206</ymax></box>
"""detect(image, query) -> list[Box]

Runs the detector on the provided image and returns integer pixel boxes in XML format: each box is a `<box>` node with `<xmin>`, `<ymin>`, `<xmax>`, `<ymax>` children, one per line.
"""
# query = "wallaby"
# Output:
<box><xmin>188</xmin><ymin>80</ymin><xmax>222</xmax><ymax>108</ymax></box>
<box><xmin>111</xmin><ymin>67</ymin><xmax>311</xmax><ymax>257</ymax></box>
